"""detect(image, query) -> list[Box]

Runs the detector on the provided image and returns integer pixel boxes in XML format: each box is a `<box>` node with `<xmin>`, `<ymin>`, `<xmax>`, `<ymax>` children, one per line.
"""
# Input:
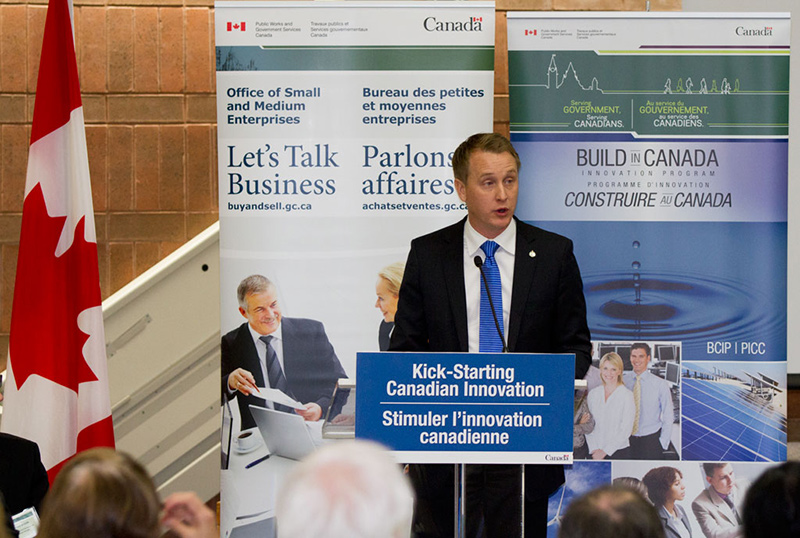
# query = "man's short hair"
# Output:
<box><xmin>630</xmin><ymin>342</ymin><xmax>651</xmax><ymax>357</ymax></box>
<box><xmin>702</xmin><ymin>462</ymin><xmax>729</xmax><ymax>478</ymax></box>
<box><xmin>276</xmin><ymin>440</ymin><xmax>414</xmax><ymax>538</ymax></box>
<box><xmin>452</xmin><ymin>132</ymin><xmax>521</xmax><ymax>182</ymax></box>
<box><xmin>744</xmin><ymin>462</ymin><xmax>800</xmax><ymax>538</ymax></box>
<box><xmin>559</xmin><ymin>485</ymin><xmax>665</xmax><ymax>538</ymax></box>
<box><xmin>642</xmin><ymin>467</ymin><xmax>682</xmax><ymax>507</ymax></box>
<box><xmin>237</xmin><ymin>274</ymin><xmax>274</xmax><ymax>310</ymax></box>
<box><xmin>37</xmin><ymin>448</ymin><xmax>161</xmax><ymax>538</ymax></box>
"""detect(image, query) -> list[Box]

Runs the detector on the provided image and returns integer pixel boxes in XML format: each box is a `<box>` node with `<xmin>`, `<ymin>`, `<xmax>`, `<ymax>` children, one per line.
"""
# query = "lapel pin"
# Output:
<box><xmin>529</xmin><ymin>250</ymin><xmax>536</xmax><ymax>258</ymax></box>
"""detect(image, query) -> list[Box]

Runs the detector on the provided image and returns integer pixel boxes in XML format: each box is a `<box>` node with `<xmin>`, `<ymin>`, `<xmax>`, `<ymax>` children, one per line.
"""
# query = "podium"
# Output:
<box><xmin>355</xmin><ymin>352</ymin><xmax>576</xmax><ymax>537</ymax></box>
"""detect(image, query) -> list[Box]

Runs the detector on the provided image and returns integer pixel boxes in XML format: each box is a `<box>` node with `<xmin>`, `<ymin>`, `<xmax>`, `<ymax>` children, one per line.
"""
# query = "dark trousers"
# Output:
<box><xmin>628</xmin><ymin>429</ymin><xmax>663</xmax><ymax>459</ymax></box>
<box><xmin>409</xmin><ymin>464</ymin><xmax>550</xmax><ymax>538</ymax></box>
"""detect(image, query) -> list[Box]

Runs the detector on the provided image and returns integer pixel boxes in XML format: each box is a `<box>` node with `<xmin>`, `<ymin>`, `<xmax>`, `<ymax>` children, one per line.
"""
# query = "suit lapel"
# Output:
<box><xmin>278</xmin><ymin>319</ymin><xmax>294</xmax><ymax>379</ymax></box>
<box><xmin>710</xmin><ymin>489</ymin><xmax>737</xmax><ymax>525</ymax></box>
<box><xmin>442</xmin><ymin>220</ymin><xmax>468</xmax><ymax>351</ymax></box>
<box><xmin>659</xmin><ymin>506</ymin><xmax>683</xmax><ymax>538</ymax></box>
<box><xmin>508</xmin><ymin>220</ymin><xmax>538</xmax><ymax>351</ymax></box>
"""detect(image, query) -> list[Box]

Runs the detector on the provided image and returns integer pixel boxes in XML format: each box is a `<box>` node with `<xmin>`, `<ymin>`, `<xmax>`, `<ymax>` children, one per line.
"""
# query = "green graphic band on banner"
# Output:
<box><xmin>217</xmin><ymin>46</ymin><xmax>495</xmax><ymax>71</ymax></box>
<box><xmin>508</xmin><ymin>50</ymin><xmax>789</xmax><ymax>137</ymax></box>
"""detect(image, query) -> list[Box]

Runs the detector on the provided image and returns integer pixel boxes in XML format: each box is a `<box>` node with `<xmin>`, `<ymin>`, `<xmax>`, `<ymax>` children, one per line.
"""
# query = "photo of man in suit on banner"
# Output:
<box><xmin>222</xmin><ymin>275</ymin><xmax>348</xmax><ymax>431</ymax></box>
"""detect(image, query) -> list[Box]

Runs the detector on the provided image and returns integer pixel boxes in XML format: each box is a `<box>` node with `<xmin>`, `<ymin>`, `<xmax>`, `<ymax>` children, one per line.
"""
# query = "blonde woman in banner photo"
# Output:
<box><xmin>584</xmin><ymin>352</ymin><xmax>635</xmax><ymax>460</ymax></box>
<box><xmin>375</xmin><ymin>262</ymin><xmax>405</xmax><ymax>351</ymax></box>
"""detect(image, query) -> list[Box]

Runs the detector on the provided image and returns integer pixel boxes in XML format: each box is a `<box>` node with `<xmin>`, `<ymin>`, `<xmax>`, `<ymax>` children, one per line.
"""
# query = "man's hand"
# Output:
<box><xmin>296</xmin><ymin>402</ymin><xmax>322</xmax><ymax>421</ymax></box>
<box><xmin>591</xmin><ymin>449</ymin><xmax>607</xmax><ymax>460</ymax></box>
<box><xmin>227</xmin><ymin>368</ymin><xmax>257</xmax><ymax>396</ymax></box>
<box><xmin>161</xmin><ymin>492</ymin><xmax>217</xmax><ymax>538</ymax></box>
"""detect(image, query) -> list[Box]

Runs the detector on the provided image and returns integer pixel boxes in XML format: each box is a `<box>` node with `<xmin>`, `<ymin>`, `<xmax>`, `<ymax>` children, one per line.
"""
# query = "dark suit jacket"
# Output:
<box><xmin>390</xmin><ymin>217</ymin><xmax>592</xmax><ymax>499</ymax></box>
<box><xmin>221</xmin><ymin>317</ymin><xmax>347</xmax><ymax>430</ymax></box>
<box><xmin>378</xmin><ymin>320</ymin><xmax>393</xmax><ymax>351</ymax></box>
<box><xmin>0</xmin><ymin>433</ymin><xmax>49</xmax><ymax>534</ymax></box>
<box><xmin>658</xmin><ymin>504</ymin><xmax>693</xmax><ymax>538</ymax></box>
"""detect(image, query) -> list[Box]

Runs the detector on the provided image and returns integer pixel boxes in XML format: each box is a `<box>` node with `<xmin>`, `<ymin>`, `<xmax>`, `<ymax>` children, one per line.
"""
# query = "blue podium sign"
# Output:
<box><xmin>355</xmin><ymin>352</ymin><xmax>575</xmax><ymax>464</ymax></box>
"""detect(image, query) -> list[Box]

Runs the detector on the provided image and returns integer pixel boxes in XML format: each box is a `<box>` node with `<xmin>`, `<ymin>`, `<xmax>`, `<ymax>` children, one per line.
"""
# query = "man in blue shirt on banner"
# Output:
<box><xmin>390</xmin><ymin>133</ymin><xmax>591</xmax><ymax>538</ymax></box>
<box><xmin>623</xmin><ymin>342</ymin><xmax>674</xmax><ymax>459</ymax></box>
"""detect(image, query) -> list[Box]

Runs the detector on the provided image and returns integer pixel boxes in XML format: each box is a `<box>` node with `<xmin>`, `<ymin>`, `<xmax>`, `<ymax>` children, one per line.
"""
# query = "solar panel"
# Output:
<box><xmin>682</xmin><ymin>378</ymin><xmax>786</xmax><ymax>462</ymax></box>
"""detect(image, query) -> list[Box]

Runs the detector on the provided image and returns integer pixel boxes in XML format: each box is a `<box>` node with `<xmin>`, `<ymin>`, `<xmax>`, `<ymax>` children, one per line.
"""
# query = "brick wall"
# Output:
<box><xmin>0</xmin><ymin>0</ymin><xmax>679</xmax><ymax>367</ymax></box>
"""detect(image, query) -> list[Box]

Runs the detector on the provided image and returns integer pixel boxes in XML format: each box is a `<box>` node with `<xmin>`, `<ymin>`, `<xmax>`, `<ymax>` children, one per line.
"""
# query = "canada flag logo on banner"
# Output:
<box><xmin>227</xmin><ymin>21</ymin><xmax>246</xmax><ymax>32</ymax></box>
<box><xmin>525</xmin><ymin>29</ymin><xmax>537</xmax><ymax>36</ymax></box>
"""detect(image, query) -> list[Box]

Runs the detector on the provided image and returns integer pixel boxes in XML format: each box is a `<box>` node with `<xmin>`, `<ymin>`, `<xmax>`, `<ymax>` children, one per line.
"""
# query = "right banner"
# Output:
<box><xmin>507</xmin><ymin>12</ymin><xmax>789</xmax><ymax>536</ymax></box>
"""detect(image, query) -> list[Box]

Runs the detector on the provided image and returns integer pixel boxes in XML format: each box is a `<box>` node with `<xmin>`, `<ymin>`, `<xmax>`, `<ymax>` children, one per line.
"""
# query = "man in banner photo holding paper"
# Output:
<box><xmin>222</xmin><ymin>275</ymin><xmax>347</xmax><ymax>430</ymax></box>
<box><xmin>390</xmin><ymin>133</ymin><xmax>591</xmax><ymax>538</ymax></box>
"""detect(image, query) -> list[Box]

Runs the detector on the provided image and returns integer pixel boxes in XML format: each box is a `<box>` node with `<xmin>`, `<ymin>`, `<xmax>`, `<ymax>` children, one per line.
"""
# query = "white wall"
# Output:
<box><xmin>682</xmin><ymin>0</ymin><xmax>797</xmax><ymax>375</ymax></box>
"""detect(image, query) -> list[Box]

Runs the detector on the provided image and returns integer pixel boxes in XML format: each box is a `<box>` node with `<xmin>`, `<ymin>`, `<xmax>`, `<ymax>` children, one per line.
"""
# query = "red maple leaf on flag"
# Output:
<box><xmin>9</xmin><ymin>183</ymin><xmax>101</xmax><ymax>393</ymax></box>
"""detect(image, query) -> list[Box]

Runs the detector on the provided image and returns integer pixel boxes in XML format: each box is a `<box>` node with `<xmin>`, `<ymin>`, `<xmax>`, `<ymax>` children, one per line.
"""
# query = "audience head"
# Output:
<box><xmin>559</xmin><ymin>485</ymin><xmax>665</xmax><ymax>538</ymax></box>
<box><xmin>37</xmin><ymin>448</ymin><xmax>161</xmax><ymax>538</ymax></box>
<box><xmin>743</xmin><ymin>461</ymin><xmax>800</xmax><ymax>538</ymax></box>
<box><xmin>276</xmin><ymin>440</ymin><xmax>414</xmax><ymax>538</ymax></box>
<box><xmin>0</xmin><ymin>500</ymin><xmax>10</xmax><ymax>538</ymax></box>
<box><xmin>612</xmin><ymin>477</ymin><xmax>650</xmax><ymax>502</ymax></box>
<box><xmin>642</xmin><ymin>466</ymin><xmax>685</xmax><ymax>507</ymax></box>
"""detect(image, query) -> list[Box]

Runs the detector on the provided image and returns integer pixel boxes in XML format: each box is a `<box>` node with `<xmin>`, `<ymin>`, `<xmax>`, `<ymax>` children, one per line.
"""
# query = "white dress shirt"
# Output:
<box><xmin>623</xmin><ymin>369</ymin><xmax>674</xmax><ymax>449</ymax></box>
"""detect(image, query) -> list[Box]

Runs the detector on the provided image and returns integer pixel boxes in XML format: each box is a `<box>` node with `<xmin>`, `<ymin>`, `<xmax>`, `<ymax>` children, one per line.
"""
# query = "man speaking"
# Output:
<box><xmin>390</xmin><ymin>133</ymin><xmax>591</xmax><ymax>538</ymax></box>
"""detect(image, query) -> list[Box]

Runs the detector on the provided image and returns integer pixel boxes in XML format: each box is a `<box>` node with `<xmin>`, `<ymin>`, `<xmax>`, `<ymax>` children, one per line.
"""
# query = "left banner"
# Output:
<box><xmin>215</xmin><ymin>2</ymin><xmax>494</xmax><ymax>535</ymax></box>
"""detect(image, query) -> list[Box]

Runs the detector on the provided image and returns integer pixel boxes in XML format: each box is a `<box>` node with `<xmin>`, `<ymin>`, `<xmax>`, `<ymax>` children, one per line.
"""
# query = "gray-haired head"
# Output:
<box><xmin>277</xmin><ymin>440</ymin><xmax>414</xmax><ymax>538</ymax></box>
<box><xmin>237</xmin><ymin>275</ymin><xmax>274</xmax><ymax>310</ymax></box>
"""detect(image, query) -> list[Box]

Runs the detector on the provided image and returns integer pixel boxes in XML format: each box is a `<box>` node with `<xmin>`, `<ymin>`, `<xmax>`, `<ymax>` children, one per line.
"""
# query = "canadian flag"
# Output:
<box><xmin>2</xmin><ymin>0</ymin><xmax>115</xmax><ymax>482</ymax></box>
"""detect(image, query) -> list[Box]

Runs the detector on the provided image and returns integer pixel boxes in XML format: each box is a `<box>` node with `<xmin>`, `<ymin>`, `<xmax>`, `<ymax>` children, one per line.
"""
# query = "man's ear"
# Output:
<box><xmin>454</xmin><ymin>178</ymin><xmax>467</xmax><ymax>202</ymax></box>
<box><xmin>239</xmin><ymin>307</ymin><xmax>247</xmax><ymax>319</ymax></box>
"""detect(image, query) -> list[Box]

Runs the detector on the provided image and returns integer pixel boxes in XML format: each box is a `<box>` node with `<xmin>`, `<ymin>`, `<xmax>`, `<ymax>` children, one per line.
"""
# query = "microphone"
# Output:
<box><xmin>474</xmin><ymin>256</ymin><xmax>508</xmax><ymax>353</ymax></box>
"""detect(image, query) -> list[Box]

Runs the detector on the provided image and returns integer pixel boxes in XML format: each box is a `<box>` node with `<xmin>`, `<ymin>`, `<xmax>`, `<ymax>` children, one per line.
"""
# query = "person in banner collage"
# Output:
<box><xmin>642</xmin><ymin>466</ymin><xmax>693</xmax><ymax>538</ymax></box>
<box><xmin>390</xmin><ymin>133</ymin><xmax>592</xmax><ymax>538</ymax></box>
<box><xmin>584</xmin><ymin>352</ymin><xmax>635</xmax><ymax>460</ymax></box>
<box><xmin>375</xmin><ymin>262</ymin><xmax>405</xmax><ymax>351</ymax></box>
<box><xmin>624</xmin><ymin>343</ymin><xmax>674</xmax><ymax>459</ymax></box>
<box><xmin>691</xmin><ymin>463</ymin><xmax>748</xmax><ymax>538</ymax></box>
<box><xmin>222</xmin><ymin>275</ymin><xmax>347</xmax><ymax>430</ymax></box>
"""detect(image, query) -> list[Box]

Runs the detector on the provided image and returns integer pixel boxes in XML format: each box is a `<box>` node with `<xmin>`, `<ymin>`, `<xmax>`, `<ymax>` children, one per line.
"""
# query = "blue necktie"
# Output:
<box><xmin>260</xmin><ymin>335</ymin><xmax>295</xmax><ymax>413</ymax></box>
<box><xmin>479</xmin><ymin>240</ymin><xmax>504</xmax><ymax>352</ymax></box>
